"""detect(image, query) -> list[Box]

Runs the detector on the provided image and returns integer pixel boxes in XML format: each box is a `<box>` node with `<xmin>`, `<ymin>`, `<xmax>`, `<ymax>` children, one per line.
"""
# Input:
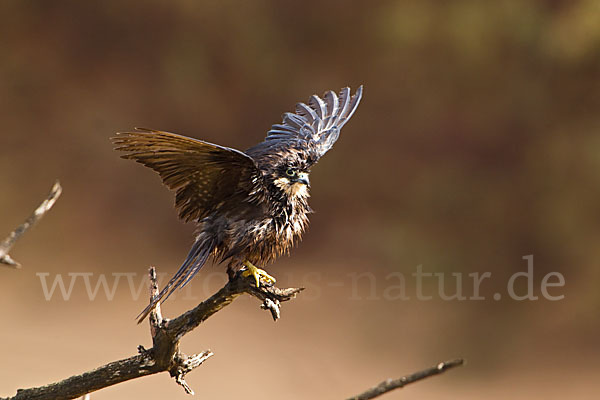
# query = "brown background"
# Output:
<box><xmin>1</xmin><ymin>1</ymin><xmax>599</xmax><ymax>399</ymax></box>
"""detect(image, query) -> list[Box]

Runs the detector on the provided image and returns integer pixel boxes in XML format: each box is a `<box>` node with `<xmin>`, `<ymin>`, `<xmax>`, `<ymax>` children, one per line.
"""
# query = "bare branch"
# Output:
<box><xmin>165</xmin><ymin>272</ymin><xmax>304</xmax><ymax>340</ymax></box>
<box><xmin>0</xmin><ymin>181</ymin><xmax>62</xmax><ymax>267</ymax></box>
<box><xmin>1</xmin><ymin>267</ymin><xmax>303</xmax><ymax>400</ymax></box>
<box><xmin>345</xmin><ymin>358</ymin><xmax>464</xmax><ymax>400</ymax></box>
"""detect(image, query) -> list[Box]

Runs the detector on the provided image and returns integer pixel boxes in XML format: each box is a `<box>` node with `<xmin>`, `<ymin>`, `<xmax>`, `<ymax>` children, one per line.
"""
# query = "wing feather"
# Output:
<box><xmin>112</xmin><ymin>129</ymin><xmax>264</xmax><ymax>222</ymax></box>
<box><xmin>295</xmin><ymin>102</ymin><xmax>318</xmax><ymax>126</ymax></box>
<box><xmin>309</xmin><ymin>95</ymin><xmax>327</xmax><ymax>122</ymax></box>
<box><xmin>250</xmin><ymin>86</ymin><xmax>363</xmax><ymax>162</ymax></box>
<box><xmin>323</xmin><ymin>90</ymin><xmax>339</xmax><ymax>129</ymax></box>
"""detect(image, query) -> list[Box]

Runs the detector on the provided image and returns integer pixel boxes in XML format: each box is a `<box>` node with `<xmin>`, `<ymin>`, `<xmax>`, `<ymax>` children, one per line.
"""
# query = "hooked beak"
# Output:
<box><xmin>297</xmin><ymin>172</ymin><xmax>310</xmax><ymax>187</ymax></box>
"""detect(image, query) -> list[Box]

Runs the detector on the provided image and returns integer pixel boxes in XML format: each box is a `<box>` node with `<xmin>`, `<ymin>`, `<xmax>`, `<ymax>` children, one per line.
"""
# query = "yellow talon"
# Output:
<box><xmin>241</xmin><ymin>261</ymin><xmax>276</xmax><ymax>287</ymax></box>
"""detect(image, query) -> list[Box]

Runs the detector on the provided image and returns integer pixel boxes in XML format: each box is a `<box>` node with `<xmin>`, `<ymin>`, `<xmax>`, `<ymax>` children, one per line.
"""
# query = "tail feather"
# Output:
<box><xmin>137</xmin><ymin>236</ymin><xmax>216</xmax><ymax>323</ymax></box>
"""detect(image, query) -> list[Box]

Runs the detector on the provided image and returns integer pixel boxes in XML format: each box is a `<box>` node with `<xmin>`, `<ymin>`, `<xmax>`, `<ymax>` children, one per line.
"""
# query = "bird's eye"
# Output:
<box><xmin>286</xmin><ymin>168</ymin><xmax>296</xmax><ymax>177</ymax></box>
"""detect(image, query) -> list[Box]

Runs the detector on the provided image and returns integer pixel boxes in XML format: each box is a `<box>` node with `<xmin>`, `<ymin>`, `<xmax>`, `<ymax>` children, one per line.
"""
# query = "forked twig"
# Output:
<box><xmin>0</xmin><ymin>181</ymin><xmax>62</xmax><ymax>267</ymax></box>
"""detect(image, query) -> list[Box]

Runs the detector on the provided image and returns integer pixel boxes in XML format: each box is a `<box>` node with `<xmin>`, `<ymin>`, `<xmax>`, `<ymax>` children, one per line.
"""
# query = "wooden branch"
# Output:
<box><xmin>0</xmin><ymin>181</ymin><xmax>62</xmax><ymax>267</ymax></box>
<box><xmin>1</xmin><ymin>268</ymin><xmax>303</xmax><ymax>400</ymax></box>
<box><xmin>345</xmin><ymin>358</ymin><xmax>464</xmax><ymax>400</ymax></box>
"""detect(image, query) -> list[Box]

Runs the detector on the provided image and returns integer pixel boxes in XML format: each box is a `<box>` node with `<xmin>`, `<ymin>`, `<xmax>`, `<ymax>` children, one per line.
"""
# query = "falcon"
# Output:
<box><xmin>113</xmin><ymin>86</ymin><xmax>363</xmax><ymax>322</ymax></box>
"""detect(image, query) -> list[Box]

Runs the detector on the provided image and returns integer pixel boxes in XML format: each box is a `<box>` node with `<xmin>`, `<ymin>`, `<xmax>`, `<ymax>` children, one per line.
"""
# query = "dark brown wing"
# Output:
<box><xmin>112</xmin><ymin>128</ymin><xmax>264</xmax><ymax>222</ymax></box>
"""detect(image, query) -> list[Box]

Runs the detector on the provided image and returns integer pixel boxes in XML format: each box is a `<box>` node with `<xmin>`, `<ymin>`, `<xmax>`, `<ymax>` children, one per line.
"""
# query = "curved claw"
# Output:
<box><xmin>242</xmin><ymin>261</ymin><xmax>276</xmax><ymax>287</ymax></box>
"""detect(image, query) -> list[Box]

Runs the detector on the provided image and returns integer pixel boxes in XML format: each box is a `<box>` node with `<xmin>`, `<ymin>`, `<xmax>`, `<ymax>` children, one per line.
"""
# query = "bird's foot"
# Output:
<box><xmin>241</xmin><ymin>261</ymin><xmax>276</xmax><ymax>287</ymax></box>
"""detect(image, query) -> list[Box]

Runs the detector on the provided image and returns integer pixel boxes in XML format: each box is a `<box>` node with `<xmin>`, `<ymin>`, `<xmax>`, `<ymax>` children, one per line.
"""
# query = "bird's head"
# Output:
<box><xmin>266</xmin><ymin>154</ymin><xmax>312</xmax><ymax>201</ymax></box>
<box><xmin>273</xmin><ymin>167</ymin><xmax>310</xmax><ymax>198</ymax></box>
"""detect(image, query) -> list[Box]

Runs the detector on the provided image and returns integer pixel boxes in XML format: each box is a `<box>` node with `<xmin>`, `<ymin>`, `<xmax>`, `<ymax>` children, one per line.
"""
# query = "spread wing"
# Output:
<box><xmin>112</xmin><ymin>128</ymin><xmax>264</xmax><ymax>222</ymax></box>
<box><xmin>247</xmin><ymin>86</ymin><xmax>363</xmax><ymax>162</ymax></box>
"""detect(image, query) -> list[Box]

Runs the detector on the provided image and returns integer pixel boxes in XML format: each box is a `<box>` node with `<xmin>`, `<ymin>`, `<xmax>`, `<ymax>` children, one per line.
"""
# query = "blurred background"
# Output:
<box><xmin>1</xmin><ymin>0</ymin><xmax>599</xmax><ymax>398</ymax></box>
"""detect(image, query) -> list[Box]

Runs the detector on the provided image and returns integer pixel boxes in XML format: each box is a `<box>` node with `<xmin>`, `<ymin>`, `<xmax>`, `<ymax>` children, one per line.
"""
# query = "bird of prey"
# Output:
<box><xmin>113</xmin><ymin>86</ymin><xmax>363</xmax><ymax>322</ymax></box>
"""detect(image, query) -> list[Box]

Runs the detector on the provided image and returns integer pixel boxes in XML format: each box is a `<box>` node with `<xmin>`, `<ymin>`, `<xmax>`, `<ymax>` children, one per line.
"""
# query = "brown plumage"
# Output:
<box><xmin>112</xmin><ymin>86</ymin><xmax>363</xmax><ymax>322</ymax></box>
